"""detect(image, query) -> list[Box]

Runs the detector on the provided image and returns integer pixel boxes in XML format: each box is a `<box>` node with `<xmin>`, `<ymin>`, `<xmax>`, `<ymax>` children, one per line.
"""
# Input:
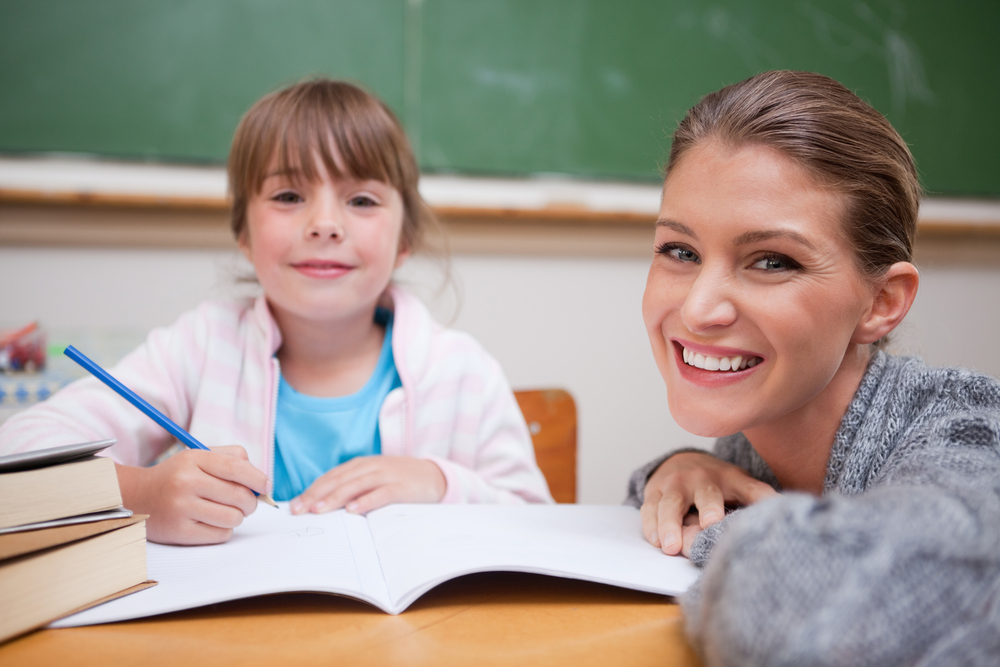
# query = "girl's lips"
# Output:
<box><xmin>291</xmin><ymin>261</ymin><xmax>353</xmax><ymax>279</ymax></box>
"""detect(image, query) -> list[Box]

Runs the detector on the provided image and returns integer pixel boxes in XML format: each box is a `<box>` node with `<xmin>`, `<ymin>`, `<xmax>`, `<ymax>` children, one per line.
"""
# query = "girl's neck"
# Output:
<box><xmin>742</xmin><ymin>345</ymin><xmax>872</xmax><ymax>495</ymax></box>
<box><xmin>271</xmin><ymin>302</ymin><xmax>386</xmax><ymax>398</ymax></box>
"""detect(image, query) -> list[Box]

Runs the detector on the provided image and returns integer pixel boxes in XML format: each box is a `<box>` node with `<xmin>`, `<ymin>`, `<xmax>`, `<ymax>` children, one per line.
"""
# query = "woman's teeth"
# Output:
<box><xmin>682</xmin><ymin>347</ymin><xmax>760</xmax><ymax>372</ymax></box>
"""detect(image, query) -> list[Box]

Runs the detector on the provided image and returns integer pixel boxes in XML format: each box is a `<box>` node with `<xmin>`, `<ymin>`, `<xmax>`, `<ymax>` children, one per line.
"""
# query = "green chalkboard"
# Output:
<box><xmin>0</xmin><ymin>0</ymin><xmax>406</xmax><ymax>161</ymax></box>
<box><xmin>1</xmin><ymin>1</ymin><xmax>998</xmax><ymax>197</ymax></box>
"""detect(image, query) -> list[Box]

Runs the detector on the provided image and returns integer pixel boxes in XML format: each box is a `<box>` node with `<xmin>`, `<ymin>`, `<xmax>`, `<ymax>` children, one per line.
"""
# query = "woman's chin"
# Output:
<box><xmin>679</xmin><ymin>422</ymin><xmax>742</xmax><ymax>438</ymax></box>
<box><xmin>668</xmin><ymin>401</ymin><xmax>750</xmax><ymax>438</ymax></box>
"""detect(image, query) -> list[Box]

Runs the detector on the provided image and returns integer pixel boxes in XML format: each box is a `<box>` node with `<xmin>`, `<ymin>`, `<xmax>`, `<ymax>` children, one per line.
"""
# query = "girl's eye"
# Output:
<box><xmin>348</xmin><ymin>195</ymin><xmax>378</xmax><ymax>208</ymax></box>
<box><xmin>272</xmin><ymin>191</ymin><xmax>302</xmax><ymax>204</ymax></box>
<box><xmin>655</xmin><ymin>242</ymin><xmax>701</xmax><ymax>264</ymax></box>
<box><xmin>751</xmin><ymin>253</ymin><xmax>800</xmax><ymax>271</ymax></box>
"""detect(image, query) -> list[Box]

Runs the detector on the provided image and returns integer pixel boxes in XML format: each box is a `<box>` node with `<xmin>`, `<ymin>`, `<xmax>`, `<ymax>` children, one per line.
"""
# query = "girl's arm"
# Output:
<box><xmin>1</xmin><ymin>302</ymin><xmax>241</xmax><ymax>464</ymax></box>
<box><xmin>0</xmin><ymin>304</ymin><xmax>269</xmax><ymax>544</ymax></box>
<box><xmin>290</xmin><ymin>455</ymin><xmax>445</xmax><ymax>515</ymax></box>
<box><xmin>116</xmin><ymin>446</ymin><xmax>269</xmax><ymax>544</ymax></box>
<box><xmin>428</xmin><ymin>361</ymin><xmax>554</xmax><ymax>505</ymax></box>
<box><xmin>683</xmin><ymin>410</ymin><xmax>1000</xmax><ymax>666</ymax></box>
<box><xmin>0</xmin><ymin>329</ymin><xmax>193</xmax><ymax>465</ymax></box>
<box><xmin>293</xmin><ymin>345</ymin><xmax>554</xmax><ymax>514</ymax></box>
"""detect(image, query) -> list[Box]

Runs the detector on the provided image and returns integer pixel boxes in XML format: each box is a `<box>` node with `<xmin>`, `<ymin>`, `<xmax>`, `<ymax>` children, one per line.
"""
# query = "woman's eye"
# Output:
<box><xmin>272</xmin><ymin>191</ymin><xmax>302</xmax><ymax>204</ymax></box>
<box><xmin>656</xmin><ymin>243</ymin><xmax>701</xmax><ymax>264</ymax></box>
<box><xmin>751</xmin><ymin>254</ymin><xmax>800</xmax><ymax>271</ymax></box>
<box><xmin>348</xmin><ymin>195</ymin><xmax>378</xmax><ymax>208</ymax></box>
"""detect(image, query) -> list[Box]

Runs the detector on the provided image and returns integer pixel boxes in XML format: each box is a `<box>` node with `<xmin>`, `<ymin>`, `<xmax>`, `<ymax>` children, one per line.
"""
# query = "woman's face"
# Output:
<box><xmin>642</xmin><ymin>140</ymin><xmax>875</xmax><ymax>437</ymax></box>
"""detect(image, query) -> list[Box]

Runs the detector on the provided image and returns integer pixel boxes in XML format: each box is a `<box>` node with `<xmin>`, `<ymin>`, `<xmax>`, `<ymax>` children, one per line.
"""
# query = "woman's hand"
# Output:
<box><xmin>291</xmin><ymin>456</ymin><xmax>447</xmax><ymax>516</ymax></box>
<box><xmin>116</xmin><ymin>445</ymin><xmax>270</xmax><ymax>546</ymax></box>
<box><xmin>641</xmin><ymin>451</ymin><xmax>777</xmax><ymax>557</ymax></box>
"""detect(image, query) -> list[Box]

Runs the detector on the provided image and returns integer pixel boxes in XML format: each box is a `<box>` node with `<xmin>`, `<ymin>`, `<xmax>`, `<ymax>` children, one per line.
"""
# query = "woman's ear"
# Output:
<box><xmin>852</xmin><ymin>262</ymin><xmax>920</xmax><ymax>345</ymax></box>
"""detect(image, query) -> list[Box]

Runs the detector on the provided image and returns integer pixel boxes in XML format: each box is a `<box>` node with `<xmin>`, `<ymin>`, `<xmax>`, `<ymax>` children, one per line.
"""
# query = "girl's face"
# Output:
<box><xmin>643</xmin><ymin>141</ymin><xmax>875</xmax><ymax>437</ymax></box>
<box><xmin>240</xmin><ymin>155</ymin><xmax>408</xmax><ymax>327</ymax></box>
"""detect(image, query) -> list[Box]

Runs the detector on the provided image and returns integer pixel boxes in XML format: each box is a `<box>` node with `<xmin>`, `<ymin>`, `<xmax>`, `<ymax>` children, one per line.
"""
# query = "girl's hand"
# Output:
<box><xmin>291</xmin><ymin>456</ymin><xmax>447</xmax><ymax>516</ymax></box>
<box><xmin>641</xmin><ymin>451</ymin><xmax>777</xmax><ymax>557</ymax></box>
<box><xmin>116</xmin><ymin>445</ymin><xmax>270</xmax><ymax>545</ymax></box>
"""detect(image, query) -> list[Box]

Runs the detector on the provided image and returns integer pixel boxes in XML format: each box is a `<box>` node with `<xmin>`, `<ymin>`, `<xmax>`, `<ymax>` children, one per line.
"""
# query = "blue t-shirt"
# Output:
<box><xmin>271</xmin><ymin>310</ymin><xmax>402</xmax><ymax>501</ymax></box>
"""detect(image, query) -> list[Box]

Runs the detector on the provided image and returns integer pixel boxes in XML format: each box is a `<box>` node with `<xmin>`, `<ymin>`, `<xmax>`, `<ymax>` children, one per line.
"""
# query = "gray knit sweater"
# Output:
<box><xmin>625</xmin><ymin>352</ymin><xmax>1000</xmax><ymax>666</ymax></box>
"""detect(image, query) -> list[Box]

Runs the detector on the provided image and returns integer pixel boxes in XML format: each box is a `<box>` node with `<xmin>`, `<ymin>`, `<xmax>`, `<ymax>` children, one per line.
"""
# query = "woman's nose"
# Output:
<box><xmin>681</xmin><ymin>266</ymin><xmax>738</xmax><ymax>333</ymax></box>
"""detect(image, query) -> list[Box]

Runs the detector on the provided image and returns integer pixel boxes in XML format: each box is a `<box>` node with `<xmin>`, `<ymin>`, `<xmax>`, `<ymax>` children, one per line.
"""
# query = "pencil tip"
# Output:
<box><xmin>259</xmin><ymin>494</ymin><xmax>279</xmax><ymax>508</ymax></box>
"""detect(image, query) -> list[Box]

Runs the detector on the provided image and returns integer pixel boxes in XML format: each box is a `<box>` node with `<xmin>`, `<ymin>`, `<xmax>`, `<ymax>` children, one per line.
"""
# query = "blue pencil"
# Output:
<box><xmin>64</xmin><ymin>345</ymin><xmax>277</xmax><ymax>508</ymax></box>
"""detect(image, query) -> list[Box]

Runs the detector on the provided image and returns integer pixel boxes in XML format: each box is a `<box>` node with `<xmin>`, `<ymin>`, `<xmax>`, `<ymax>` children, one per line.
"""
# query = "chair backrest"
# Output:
<box><xmin>514</xmin><ymin>389</ymin><xmax>577</xmax><ymax>503</ymax></box>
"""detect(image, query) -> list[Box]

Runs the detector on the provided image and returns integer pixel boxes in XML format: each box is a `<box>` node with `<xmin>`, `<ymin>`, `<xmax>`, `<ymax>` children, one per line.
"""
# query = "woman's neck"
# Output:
<box><xmin>742</xmin><ymin>345</ymin><xmax>872</xmax><ymax>495</ymax></box>
<box><xmin>271</xmin><ymin>303</ymin><xmax>385</xmax><ymax>398</ymax></box>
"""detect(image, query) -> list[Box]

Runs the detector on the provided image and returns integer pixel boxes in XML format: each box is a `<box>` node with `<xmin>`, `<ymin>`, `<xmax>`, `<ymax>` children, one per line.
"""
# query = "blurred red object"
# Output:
<box><xmin>0</xmin><ymin>322</ymin><xmax>46</xmax><ymax>373</ymax></box>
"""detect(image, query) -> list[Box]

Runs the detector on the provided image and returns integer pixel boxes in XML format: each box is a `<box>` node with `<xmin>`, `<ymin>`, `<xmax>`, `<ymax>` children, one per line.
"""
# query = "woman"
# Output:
<box><xmin>626</xmin><ymin>70</ymin><xmax>1000</xmax><ymax>666</ymax></box>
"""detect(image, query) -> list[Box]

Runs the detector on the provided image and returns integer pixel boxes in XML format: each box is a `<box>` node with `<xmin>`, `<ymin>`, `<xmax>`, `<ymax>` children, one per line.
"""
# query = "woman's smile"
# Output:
<box><xmin>672</xmin><ymin>340</ymin><xmax>764</xmax><ymax>389</ymax></box>
<box><xmin>675</xmin><ymin>340</ymin><xmax>763</xmax><ymax>372</ymax></box>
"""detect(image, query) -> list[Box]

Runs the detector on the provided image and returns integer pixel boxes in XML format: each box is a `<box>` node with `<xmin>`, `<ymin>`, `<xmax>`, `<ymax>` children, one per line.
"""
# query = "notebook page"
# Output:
<box><xmin>366</xmin><ymin>504</ymin><xmax>701</xmax><ymax>612</ymax></box>
<box><xmin>341</xmin><ymin>508</ymin><xmax>391</xmax><ymax>606</ymax></box>
<box><xmin>54</xmin><ymin>505</ymin><xmax>392</xmax><ymax>627</ymax></box>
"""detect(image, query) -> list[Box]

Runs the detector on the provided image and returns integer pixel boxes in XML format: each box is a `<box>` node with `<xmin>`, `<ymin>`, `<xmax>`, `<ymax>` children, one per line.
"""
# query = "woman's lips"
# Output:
<box><xmin>672</xmin><ymin>340</ymin><xmax>764</xmax><ymax>386</ymax></box>
<box><xmin>291</xmin><ymin>261</ymin><xmax>353</xmax><ymax>279</ymax></box>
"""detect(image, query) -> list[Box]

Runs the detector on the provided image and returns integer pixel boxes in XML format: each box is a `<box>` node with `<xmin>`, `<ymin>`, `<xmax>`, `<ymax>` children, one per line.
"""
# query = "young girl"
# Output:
<box><xmin>0</xmin><ymin>79</ymin><xmax>553</xmax><ymax>545</ymax></box>
<box><xmin>627</xmin><ymin>71</ymin><xmax>1000</xmax><ymax>665</ymax></box>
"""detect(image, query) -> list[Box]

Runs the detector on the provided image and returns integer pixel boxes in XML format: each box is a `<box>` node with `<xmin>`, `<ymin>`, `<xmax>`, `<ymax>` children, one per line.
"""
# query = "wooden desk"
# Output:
<box><xmin>1</xmin><ymin>573</ymin><xmax>702</xmax><ymax>667</ymax></box>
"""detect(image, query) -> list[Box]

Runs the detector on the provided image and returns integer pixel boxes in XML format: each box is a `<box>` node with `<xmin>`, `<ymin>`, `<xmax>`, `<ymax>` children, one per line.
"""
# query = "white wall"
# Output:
<box><xmin>891</xmin><ymin>264</ymin><xmax>1000</xmax><ymax>374</ymax></box>
<box><xmin>2</xmin><ymin>244</ymin><xmax>999</xmax><ymax>502</ymax></box>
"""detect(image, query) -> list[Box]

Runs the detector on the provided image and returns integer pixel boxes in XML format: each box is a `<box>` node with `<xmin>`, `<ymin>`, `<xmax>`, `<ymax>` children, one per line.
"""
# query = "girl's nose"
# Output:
<box><xmin>306</xmin><ymin>199</ymin><xmax>344</xmax><ymax>240</ymax></box>
<box><xmin>680</xmin><ymin>266</ymin><xmax>738</xmax><ymax>333</ymax></box>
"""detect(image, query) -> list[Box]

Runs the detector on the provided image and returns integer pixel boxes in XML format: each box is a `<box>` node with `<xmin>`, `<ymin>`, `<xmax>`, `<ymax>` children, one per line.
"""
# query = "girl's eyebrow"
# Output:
<box><xmin>734</xmin><ymin>229</ymin><xmax>817</xmax><ymax>251</ymax></box>
<box><xmin>263</xmin><ymin>168</ymin><xmax>301</xmax><ymax>179</ymax></box>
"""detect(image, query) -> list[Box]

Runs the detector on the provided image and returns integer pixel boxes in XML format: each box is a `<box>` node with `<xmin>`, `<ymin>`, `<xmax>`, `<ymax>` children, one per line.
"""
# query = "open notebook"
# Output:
<box><xmin>53</xmin><ymin>504</ymin><xmax>700</xmax><ymax>624</ymax></box>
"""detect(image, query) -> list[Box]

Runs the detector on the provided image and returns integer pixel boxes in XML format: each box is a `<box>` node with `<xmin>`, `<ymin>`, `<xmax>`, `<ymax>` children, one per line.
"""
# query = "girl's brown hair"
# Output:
<box><xmin>227</xmin><ymin>78</ymin><xmax>436</xmax><ymax>253</ymax></box>
<box><xmin>667</xmin><ymin>70</ymin><xmax>921</xmax><ymax>284</ymax></box>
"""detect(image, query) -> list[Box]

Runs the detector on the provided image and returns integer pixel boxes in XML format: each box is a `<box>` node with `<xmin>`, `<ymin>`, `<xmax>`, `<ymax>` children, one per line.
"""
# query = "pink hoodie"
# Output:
<box><xmin>0</xmin><ymin>287</ymin><xmax>553</xmax><ymax>504</ymax></box>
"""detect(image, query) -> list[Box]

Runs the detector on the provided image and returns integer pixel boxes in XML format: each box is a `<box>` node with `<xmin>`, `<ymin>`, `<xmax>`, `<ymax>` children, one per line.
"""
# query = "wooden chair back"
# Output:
<box><xmin>514</xmin><ymin>389</ymin><xmax>577</xmax><ymax>503</ymax></box>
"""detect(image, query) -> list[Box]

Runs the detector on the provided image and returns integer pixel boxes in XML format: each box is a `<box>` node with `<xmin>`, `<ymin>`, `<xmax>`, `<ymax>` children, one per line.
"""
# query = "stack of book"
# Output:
<box><xmin>0</xmin><ymin>440</ymin><xmax>151</xmax><ymax>644</ymax></box>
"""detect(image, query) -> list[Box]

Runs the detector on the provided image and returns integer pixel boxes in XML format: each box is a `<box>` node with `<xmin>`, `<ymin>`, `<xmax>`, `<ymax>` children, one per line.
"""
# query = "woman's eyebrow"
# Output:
<box><xmin>655</xmin><ymin>219</ymin><xmax>698</xmax><ymax>238</ymax></box>
<box><xmin>734</xmin><ymin>229</ymin><xmax>817</xmax><ymax>250</ymax></box>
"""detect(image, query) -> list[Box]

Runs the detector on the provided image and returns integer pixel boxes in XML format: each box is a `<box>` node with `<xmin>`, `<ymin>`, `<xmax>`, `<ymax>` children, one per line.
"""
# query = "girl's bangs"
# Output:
<box><xmin>269</xmin><ymin>99</ymin><xmax>403</xmax><ymax>192</ymax></box>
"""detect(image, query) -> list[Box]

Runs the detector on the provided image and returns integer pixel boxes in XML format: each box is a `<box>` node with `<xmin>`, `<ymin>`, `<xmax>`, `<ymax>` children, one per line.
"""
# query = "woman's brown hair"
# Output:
<box><xmin>667</xmin><ymin>70</ymin><xmax>921</xmax><ymax>286</ymax></box>
<box><xmin>227</xmin><ymin>78</ymin><xmax>436</xmax><ymax>254</ymax></box>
